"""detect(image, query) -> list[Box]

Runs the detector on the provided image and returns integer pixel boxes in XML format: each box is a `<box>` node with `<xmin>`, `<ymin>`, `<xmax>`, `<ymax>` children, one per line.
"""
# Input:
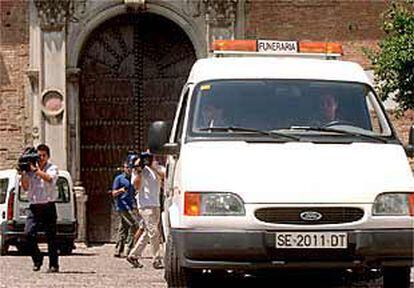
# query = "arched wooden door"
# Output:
<box><xmin>78</xmin><ymin>13</ymin><xmax>196</xmax><ymax>242</ymax></box>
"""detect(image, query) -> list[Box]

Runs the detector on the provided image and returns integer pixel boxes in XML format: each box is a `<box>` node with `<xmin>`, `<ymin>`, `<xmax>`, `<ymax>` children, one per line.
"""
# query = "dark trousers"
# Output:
<box><xmin>115</xmin><ymin>209</ymin><xmax>139</xmax><ymax>255</ymax></box>
<box><xmin>24</xmin><ymin>202</ymin><xmax>58</xmax><ymax>268</ymax></box>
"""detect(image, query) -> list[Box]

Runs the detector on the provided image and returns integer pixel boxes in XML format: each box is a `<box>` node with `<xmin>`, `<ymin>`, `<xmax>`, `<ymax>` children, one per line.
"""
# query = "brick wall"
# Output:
<box><xmin>0</xmin><ymin>0</ymin><xmax>29</xmax><ymax>169</ymax></box>
<box><xmin>245</xmin><ymin>0</ymin><xmax>388</xmax><ymax>67</ymax></box>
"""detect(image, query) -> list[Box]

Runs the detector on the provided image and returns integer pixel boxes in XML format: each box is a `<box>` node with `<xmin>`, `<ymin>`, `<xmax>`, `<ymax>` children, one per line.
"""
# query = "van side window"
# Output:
<box><xmin>56</xmin><ymin>177</ymin><xmax>70</xmax><ymax>203</ymax></box>
<box><xmin>174</xmin><ymin>88</ymin><xmax>190</xmax><ymax>143</ymax></box>
<box><xmin>18</xmin><ymin>176</ymin><xmax>70</xmax><ymax>203</ymax></box>
<box><xmin>0</xmin><ymin>179</ymin><xmax>8</xmax><ymax>204</ymax></box>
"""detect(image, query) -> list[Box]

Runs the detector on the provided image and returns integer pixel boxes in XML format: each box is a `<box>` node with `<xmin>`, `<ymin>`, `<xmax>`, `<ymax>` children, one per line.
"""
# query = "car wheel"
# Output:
<box><xmin>383</xmin><ymin>267</ymin><xmax>410</xmax><ymax>288</ymax></box>
<box><xmin>59</xmin><ymin>242</ymin><xmax>74</xmax><ymax>255</ymax></box>
<box><xmin>16</xmin><ymin>243</ymin><xmax>30</xmax><ymax>255</ymax></box>
<box><xmin>0</xmin><ymin>234</ymin><xmax>8</xmax><ymax>256</ymax></box>
<box><xmin>164</xmin><ymin>234</ymin><xmax>200</xmax><ymax>288</ymax></box>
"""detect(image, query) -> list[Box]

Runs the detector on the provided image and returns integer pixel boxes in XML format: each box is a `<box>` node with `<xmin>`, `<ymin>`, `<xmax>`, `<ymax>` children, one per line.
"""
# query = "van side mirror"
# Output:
<box><xmin>405</xmin><ymin>126</ymin><xmax>414</xmax><ymax>158</ymax></box>
<box><xmin>148</xmin><ymin>121</ymin><xmax>178</xmax><ymax>155</ymax></box>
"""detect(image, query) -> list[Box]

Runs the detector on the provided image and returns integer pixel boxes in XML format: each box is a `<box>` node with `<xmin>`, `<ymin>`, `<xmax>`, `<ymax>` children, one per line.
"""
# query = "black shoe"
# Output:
<box><xmin>46</xmin><ymin>266</ymin><xmax>59</xmax><ymax>273</ymax></box>
<box><xmin>33</xmin><ymin>256</ymin><xmax>43</xmax><ymax>272</ymax></box>
<box><xmin>152</xmin><ymin>259</ymin><xmax>164</xmax><ymax>269</ymax></box>
<box><xmin>33</xmin><ymin>264</ymin><xmax>42</xmax><ymax>272</ymax></box>
<box><xmin>126</xmin><ymin>256</ymin><xmax>143</xmax><ymax>268</ymax></box>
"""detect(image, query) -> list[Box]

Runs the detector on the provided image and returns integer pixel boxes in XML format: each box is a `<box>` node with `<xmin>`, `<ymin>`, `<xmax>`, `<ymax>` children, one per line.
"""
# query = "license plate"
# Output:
<box><xmin>275</xmin><ymin>232</ymin><xmax>347</xmax><ymax>249</ymax></box>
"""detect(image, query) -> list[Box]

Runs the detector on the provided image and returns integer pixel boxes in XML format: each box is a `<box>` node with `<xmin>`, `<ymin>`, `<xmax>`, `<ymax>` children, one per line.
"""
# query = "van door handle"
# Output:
<box><xmin>1</xmin><ymin>211</ymin><xmax>5</xmax><ymax>219</ymax></box>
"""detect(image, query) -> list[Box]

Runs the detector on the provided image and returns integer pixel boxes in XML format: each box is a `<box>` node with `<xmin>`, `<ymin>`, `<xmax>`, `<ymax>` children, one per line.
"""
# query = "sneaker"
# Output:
<box><xmin>113</xmin><ymin>253</ymin><xmax>121</xmax><ymax>258</ymax></box>
<box><xmin>46</xmin><ymin>266</ymin><xmax>59</xmax><ymax>273</ymax></box>
<box><xmin>126</xmin><ymin>256</ymin><xmax>143</xmax><ymax>268</ymax></box>
<box><xmin>152</xmin><ymin>259</ymin><xmax>164</xmax><ymax>269</ymax></box>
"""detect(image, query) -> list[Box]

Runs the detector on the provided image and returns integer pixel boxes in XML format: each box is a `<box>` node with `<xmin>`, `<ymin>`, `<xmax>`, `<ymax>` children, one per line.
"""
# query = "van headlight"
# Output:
<box><xmin>184</xmin><ymin>192</ymin><xmax>245</xmax><ymax>216</ymax></box>
<box><xmin>372</xmin><ymin>193</ymin><xmax>414</xmax><ymax>216</ymax></box>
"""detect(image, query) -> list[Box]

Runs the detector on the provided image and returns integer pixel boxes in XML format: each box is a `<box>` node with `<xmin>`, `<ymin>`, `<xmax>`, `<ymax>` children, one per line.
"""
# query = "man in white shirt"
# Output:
<box><xmin>127</xmin><ymin>152</ymin><xmax>165</xmax><ymax>269</ymax></box>
<box><xmin>20</xmin><ymin>144</ymin><xmax>59</xmax><ymax>273</ymax></box>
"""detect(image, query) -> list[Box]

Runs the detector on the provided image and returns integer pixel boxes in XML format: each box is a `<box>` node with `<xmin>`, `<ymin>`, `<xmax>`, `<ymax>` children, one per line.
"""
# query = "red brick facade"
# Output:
<box><xmin>245</xmin><ymin>0</ymin><xmax>389</xmax><ymax>67</ymax></box>
<box><xmin>0</xmin><ymin>0</ymin><xmax>29</xmax><ymax>169</ymax></box>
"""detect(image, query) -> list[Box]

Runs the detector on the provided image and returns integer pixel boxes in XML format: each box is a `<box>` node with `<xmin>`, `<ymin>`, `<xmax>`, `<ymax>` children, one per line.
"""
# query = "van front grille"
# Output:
<box><xmin>255</xmin><ymin>207</ymin><xmax>364</xmax><ymax>225</ymax></box>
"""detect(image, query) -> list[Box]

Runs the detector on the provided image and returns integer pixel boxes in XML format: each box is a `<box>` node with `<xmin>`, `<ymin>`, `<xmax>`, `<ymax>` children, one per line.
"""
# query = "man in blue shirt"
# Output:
<box><xmin>112</xmin><ymin>161</ymin><xmax>140</xmax><ymax>257</ymax></box>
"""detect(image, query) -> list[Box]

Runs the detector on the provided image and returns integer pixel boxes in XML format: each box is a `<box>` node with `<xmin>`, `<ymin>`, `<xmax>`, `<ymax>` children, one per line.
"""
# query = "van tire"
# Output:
<box><xmin>383</xmin><ymin>267</ymin><xmax>410</xmax><ymax>288</ymax></box>
<box><xmin>164</xmin><ymin>234</ymin><xmax>200</xmax><ymax>287</ymax></box>
<box><xmin>0</xmin><ymin>234</ymin><xmax>8</xmax><ymax>256</ymax></box>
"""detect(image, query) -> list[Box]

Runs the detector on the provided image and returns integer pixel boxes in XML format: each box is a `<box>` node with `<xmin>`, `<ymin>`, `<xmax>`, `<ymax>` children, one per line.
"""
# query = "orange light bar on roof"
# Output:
<box><xmin>211</xmin><ymin>39</ymin><xmax>344</xmax><ymax>56</ymax></box>
<box><xmin>298</xmin><ymin>41</ymin><xmax>343</xmax><ymax>55</ymax></box>
<box><xmin>212</xmin><ymin>40</ymin><xmax>257</xmax><ymax>52</ymax></box>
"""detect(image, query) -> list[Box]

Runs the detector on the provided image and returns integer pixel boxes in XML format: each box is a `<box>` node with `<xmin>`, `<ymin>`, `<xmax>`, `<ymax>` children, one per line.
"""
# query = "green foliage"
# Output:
<box><xmin>365</xmin><ymin>0</ymin><xmax>414</xmax><ymax>113</ymax></box>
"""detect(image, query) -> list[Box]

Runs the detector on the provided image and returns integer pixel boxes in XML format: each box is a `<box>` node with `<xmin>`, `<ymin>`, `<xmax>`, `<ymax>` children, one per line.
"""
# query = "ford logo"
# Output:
<box><xmin>300</xmin><ymin>211</ymin><xmax>323</xmax><ymax>221</ymax></box>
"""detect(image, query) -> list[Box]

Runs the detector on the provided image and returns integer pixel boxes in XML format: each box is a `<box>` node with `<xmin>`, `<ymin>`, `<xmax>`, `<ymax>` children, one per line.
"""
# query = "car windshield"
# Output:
<box><xmin>188</xmin><ymin>80</ymin><xmax>392</xmax><ymax>140</ymax></box>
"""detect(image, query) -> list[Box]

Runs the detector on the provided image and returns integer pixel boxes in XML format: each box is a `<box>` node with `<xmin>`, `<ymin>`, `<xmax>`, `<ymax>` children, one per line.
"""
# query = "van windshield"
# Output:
<box><xmin>188</xmin><ymin>80</ymin><xmax>392</xmax><ymax>140</ymax></box>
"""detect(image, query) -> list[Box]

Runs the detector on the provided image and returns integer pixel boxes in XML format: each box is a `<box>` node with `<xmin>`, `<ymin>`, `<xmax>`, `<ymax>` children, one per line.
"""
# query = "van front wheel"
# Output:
<box><xmin>164</xmin><ymin>234</ymin><xmax>200</xmax><ymax>288</ymax></box>
<box><xmin>383</xmin><ymin>267</ymin><xmax>410</xmax><ymax>288</ymax></box>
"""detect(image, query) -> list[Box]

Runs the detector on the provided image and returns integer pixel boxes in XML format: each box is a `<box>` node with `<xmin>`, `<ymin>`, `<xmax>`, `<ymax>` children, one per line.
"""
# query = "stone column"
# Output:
<box><xmin>66</xmin><ymin>67</ymin><xmax>81</xmax><ymax>183</ymax></box>
<box><xmin>203</xmin><ymin>0</ymin><xmax>239</xmax><ymax>52</ymax></box>
<box><xmin>74</xmin><ymin>184</ymin><xmax>88</xmax><ymax>244</ymax></box>
<box><xmin>27</xmin><ymin>1</ymin><xmax>42</xmax><ymax>146</ymax></box>
<box><xmin>33</xmin><ymin>0</ymin><xmax>71</xmax><ymax>170</ymax></box>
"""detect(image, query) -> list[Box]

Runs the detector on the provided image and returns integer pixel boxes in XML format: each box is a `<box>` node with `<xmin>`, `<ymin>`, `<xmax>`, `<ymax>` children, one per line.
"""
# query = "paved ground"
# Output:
<box><xmin>0</xmin><ymin>244</ymin><xmax>412</xmax><ymax>288</ymax></box>
<box><xmin>0</xmin><ymin>244</ymin><xmax>165</xmax><ymax>288</ymax></box>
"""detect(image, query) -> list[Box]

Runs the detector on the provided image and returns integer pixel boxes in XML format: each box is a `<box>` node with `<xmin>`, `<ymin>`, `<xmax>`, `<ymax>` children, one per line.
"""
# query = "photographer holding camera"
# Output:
<box><xmin>20</xmin><ymin>144</ymin><xmax>59</xmax><ymax>273</ymax></box>
<box><xmin>126</xmin><ymin>150</ymin><xmax>165</xmax><ymax>269</ymax></box>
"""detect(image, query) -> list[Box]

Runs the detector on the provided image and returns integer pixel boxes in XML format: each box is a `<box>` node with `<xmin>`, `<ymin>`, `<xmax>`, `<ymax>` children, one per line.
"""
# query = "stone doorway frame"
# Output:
<box><xmin>65</xmin><ymin>2</ymin><xmax>206</xmax><ymax>242</ymax></box>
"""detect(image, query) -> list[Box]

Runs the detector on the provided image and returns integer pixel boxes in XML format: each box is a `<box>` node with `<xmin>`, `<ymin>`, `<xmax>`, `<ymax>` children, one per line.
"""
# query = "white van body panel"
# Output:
<box><xmin>6</xmin><ymin>169</ymin><xmax>76</xmax><ymax>224</ymax></box>
<box><xmin>55</xmin><ymin>170</ymin><xmax>75</xmax><ymax>223</ymax></box>
<box><xmin>179</xmin><ymin>142</ymin><xmax>414</xmax><ymax>204</ymax></box>
<box><xmin>0</xmin><ymin>169</ymin><xmax>16</xmax><ymax>223</ymax></box>
<box><xmin>188</xmin><ymin>58</ymin><xmax>372</xmax><ymax>85</ymax></box>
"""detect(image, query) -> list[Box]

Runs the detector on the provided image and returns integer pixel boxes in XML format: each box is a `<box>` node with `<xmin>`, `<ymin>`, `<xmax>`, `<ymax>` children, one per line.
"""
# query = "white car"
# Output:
<box><xmin>149</xmin><ymin>40</ymin><xmax>414</xmax><ymax>288</ymax></box>
<box><xmin>0</xmin><ymin>169</ymin><xmax>77</xmax><ymax>255</ymax></box>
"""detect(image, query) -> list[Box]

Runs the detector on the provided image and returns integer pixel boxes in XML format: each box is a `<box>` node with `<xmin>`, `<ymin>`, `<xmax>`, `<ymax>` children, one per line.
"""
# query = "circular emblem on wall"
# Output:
<box><xmin>41</xmin><ymin>89</ymin><xmax>64</xmax><ymax>119</ymax></box>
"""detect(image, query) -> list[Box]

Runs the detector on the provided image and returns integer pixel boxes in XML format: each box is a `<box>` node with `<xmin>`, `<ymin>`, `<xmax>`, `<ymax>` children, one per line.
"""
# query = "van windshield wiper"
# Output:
<box><xmin>198</xmin><ymin>126</ymin><xmax>300</xmax><ymax>141</ymax></box>
<box><xmin>287</xmin><ymin>126</ymin><xmax>388</xmax><ymax>143</ymax></box>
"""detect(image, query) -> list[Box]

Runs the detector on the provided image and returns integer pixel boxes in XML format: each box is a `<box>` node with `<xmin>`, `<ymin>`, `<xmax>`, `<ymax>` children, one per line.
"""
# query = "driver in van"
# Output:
<box><xmin>321</xmin><ymin>92</ymin><xmax>339</xmax><ymax>122</ymax></box>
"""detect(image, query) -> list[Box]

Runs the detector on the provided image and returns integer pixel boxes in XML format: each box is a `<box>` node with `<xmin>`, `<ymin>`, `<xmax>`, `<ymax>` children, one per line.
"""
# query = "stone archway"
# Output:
<box><xmin>78</xmin><ymin>13</ymin><xmax>196</xmax><ymax>242</ymax></box>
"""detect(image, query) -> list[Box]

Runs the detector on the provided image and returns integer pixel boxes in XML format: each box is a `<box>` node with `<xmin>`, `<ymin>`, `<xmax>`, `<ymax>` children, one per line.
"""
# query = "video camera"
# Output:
<box><xmin>126</xmin><ymin>151</ymin><xmax>153</xmax><ymax>170</ymax></box>
<box><xmin>139</xmin><ymin>151</ymin><xmax>153</xmax><ymax>169</ymax></box>
<box><xmin>18</xmin><ymin>147</ymin><xmax>40</xmax><ymax>172</ymax></box>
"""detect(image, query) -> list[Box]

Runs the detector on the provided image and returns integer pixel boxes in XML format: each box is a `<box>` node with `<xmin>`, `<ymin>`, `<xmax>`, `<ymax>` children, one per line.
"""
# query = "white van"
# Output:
<box><xmin>0</xmin><ymin>169</ymin><xmax>77</xmax><ymax>255</ymax></box>
<box><xmin>149</xmin><ymin>40</ymin><xmax>414</xmax><ymax>288</ymax></box>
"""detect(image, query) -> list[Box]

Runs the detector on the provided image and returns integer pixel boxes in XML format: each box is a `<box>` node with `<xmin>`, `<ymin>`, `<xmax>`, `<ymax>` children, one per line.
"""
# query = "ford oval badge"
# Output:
<box><xmin>300</xmin><ymin>211</ymin><xmax>323</xmax><ymax>221</ymax></box>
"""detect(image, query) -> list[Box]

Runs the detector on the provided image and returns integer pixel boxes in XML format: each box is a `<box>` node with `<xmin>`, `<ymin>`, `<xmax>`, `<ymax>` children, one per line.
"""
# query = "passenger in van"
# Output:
<box><xmin>321</xmin><ymin>92</ymin><xmax>339</xmax><ymax>123</ymax></box>
<box><xmin>20</xmin><ymin>144</ymin><xmax>59</xmax><ymax>273</ymax></box>
<box><xmin>112</xmin><ymin>159</ymin><xmax>143</xmax><ymax>258</ymax></box>
<box><xmin>198</xmin><ymin>102</ymin><xmax>228</xmax><ymax>128</ymax></box>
